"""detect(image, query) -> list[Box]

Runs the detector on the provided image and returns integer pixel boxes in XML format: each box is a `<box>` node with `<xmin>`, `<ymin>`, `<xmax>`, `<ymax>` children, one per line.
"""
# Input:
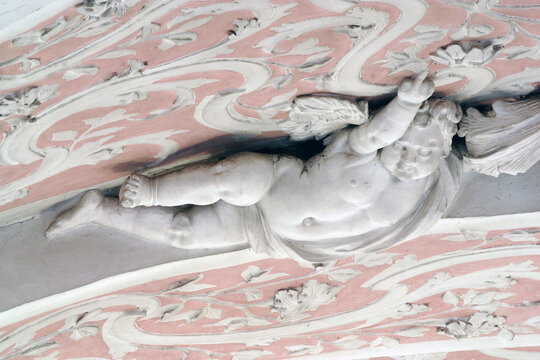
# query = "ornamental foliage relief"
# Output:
<box><xmin>2</xmin><ymin>228</ymin><xmax>540</xmax><ymax>359</ymax></box>
<box><xmin>0</xmin><ymin>0</ymin><xmax>540</xmax><ymax>219</ymax></box>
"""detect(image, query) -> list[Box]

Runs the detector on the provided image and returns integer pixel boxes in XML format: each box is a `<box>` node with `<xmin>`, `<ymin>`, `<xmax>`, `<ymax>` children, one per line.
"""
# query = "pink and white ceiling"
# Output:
<box><xmin>2</xmin><ymin>217</ymin><xmax>540</xmax><ymax>359</ymax></box>
<box><xmin>1</xmin><ymin>0</ymin><xmax>540</xmax><ymax>224</ymax></box>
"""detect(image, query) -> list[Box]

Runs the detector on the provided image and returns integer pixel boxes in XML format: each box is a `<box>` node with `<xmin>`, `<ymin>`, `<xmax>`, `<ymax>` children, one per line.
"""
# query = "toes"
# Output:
<box><xmin>120</xmin><ymin>198</ymin><xmax>134</xmax><ymax>208</ymax></box>
<box><xmin>123</xmin><ymin>183</ymin><xmax>138</xmax><ymax>192</ymax></box>
<box><xmin>122</xmin><ymin>190</ymin><xmax>137</xmax><ymax>198</ymax></box>
<box><xmin>128</xmin><ymin>174</ymin><xmax>140</xmax><ymax>184</ymax></box>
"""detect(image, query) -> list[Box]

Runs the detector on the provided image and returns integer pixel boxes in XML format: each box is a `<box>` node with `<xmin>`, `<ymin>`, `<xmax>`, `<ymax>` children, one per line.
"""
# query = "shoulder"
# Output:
<box><xmin>323</xmin><ymin>128</ymin><xmax>377</xmax><ymax>158</ymax></box>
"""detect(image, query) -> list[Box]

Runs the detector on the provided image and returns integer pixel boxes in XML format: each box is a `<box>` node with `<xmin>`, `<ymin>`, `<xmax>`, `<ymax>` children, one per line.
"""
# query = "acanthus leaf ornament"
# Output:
<box><xmin>280</xmin><ymin>96</ymin><xmax>368</xmax><ymax>140</ymax></box>
<box><xmin>0</xmin><ymin>84</ymin><xmax>58</xmax><ymax>121</ymax></box>
<box><xmin>438</xmin><ymin>312</ymin><xmax>506</xmax><ymax>339</ymax></box>
<box><xmin>1</xmin><ymin>0</ymin><xmax>540</xmax><ymax>222</ymax></box>
<box><xmin>272</xmin><ymin>280</ymin><xmax>341</xmax><ymax>321</ymax></box>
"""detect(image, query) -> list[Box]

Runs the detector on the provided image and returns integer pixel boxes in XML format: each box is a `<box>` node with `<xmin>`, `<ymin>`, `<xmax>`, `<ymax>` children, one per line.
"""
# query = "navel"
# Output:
<box><xmin>302</xmin><ymin>217</ymin><xmax>316</xmax><ymax>227</ymax></box>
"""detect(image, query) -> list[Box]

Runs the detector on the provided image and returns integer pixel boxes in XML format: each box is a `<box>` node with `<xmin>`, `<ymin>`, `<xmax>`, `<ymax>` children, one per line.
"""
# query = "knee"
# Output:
<box><xmin>213</xmin><ymin>152</ymin><xmax>275</xmax><ymax>206</ymax></box>
<box><xmin>167</xmin><ymin>212</ymin><xmax>195</xmax><ymax>248</ymax></box>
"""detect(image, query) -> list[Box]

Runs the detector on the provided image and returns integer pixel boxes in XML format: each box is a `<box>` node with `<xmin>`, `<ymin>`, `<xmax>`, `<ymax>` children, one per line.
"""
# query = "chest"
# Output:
<box><xmin>309</xmin><ymin>153</ymin><xmax>391</xmax><ymax>205</ymax></box>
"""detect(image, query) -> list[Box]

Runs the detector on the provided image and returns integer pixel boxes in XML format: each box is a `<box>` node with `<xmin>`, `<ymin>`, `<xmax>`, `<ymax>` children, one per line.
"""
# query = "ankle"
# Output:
<box><xmin>149</xmin><ymin>177</ymin><xmax>159</xmax><ymax>206</ymax></box>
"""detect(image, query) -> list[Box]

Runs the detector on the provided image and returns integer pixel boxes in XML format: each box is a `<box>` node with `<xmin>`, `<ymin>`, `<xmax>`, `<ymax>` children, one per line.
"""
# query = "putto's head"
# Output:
<box><xmin>381</xmin><ymin>99</ymin><xmax>462</xmax><ymax>181</ymax></box>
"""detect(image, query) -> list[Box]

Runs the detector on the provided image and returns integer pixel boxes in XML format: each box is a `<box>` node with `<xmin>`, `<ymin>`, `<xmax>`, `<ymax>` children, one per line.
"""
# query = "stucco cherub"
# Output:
<box><xmin>47</xmin><ymin>72</ymin><xmax>462</xmax><ymax>262</ymax></box>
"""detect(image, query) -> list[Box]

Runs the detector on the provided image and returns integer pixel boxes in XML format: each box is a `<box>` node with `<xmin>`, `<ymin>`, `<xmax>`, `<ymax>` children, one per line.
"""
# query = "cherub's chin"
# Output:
<box><xmin>391</xmin><ymin>168</ymin><xmax>415</xmax><ymax>181</ymax></box>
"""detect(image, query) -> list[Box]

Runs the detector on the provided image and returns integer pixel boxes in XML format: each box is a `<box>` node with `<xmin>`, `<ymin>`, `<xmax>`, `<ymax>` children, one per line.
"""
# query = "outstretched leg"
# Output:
<box><xmin>119</xmin><ymin>152</ymin><xmax>276</xmax><ymax>208</ymax></box>
<box><xmin>47</xmin><ymin>190</ymin><xmax>248</xmax><ymax>249</ymax></box>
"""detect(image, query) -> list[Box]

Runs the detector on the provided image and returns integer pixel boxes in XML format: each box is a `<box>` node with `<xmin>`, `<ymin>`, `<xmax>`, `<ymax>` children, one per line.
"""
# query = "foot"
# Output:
<box><xmin>119</xmin><ymin>173</ymin><xmax>154</xmax><ymax>208</ymax></box>
<box><xmin>46</xmin><ymin>190</ymin><xmax>103</xmax><ymax>238</ymax></box>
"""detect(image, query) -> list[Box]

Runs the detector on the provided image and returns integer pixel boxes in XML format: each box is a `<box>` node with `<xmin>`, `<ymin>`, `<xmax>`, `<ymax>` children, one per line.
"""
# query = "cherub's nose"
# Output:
<box><xmin>400</xmin><ymin>150</ymin><xmax>416</xmax><ymax>164</ymax></box>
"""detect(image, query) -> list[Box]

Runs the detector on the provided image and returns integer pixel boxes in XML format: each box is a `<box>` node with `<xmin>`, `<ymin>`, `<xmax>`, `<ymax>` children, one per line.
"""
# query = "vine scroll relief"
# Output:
<box><xmin>1</xmin><ymin>0</ymin><xmax>540</xmax><ymax>222</ymax></box>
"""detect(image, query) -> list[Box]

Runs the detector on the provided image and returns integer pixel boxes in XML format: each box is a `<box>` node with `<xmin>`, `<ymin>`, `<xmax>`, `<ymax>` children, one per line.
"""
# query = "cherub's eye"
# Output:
<box><xmin>417</xmin><ymin>148</ymin><xmax>432</xmax><ymax>157</ymax></box>
<box><xmin>393</xmin><ymin>142</ymin><xmax>406</xmax><ymax>151</ymax></box>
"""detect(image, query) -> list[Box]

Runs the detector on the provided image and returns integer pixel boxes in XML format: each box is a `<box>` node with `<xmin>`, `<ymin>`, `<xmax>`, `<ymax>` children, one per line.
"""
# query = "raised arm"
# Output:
<box><xmin>348</xmin><ymin>71</ymin><xmax>435</xmax><ymax>154</ymax></box>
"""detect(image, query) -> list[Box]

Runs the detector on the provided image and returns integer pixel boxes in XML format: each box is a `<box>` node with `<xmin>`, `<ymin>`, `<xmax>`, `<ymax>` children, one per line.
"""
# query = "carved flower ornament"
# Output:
<box><xmin>438</xmin><ymin>312</ymin><xmax>505</xmax><ymax>339</ymax></box>
<box><xmin>0</xmin><ymin>84</ymin><xmax>58</xmax><ymax>120</ymax></box>
<box><xmin>431</xmin><ymin>44</ymin><xmax>501</xmax><ymax>67</ymax></box>
<box><xmin>272</xmin><ymin>280</ymin><xmax>341</xmax><ymax>321</ymax></box>
<box><xmin>78</xmin><ymin>0</ymin><xmax>139</xmax><ymax>18</ymax></box>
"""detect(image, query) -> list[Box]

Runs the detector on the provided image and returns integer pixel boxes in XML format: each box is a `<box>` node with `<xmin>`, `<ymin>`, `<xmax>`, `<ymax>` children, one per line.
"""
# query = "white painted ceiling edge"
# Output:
<box><xmin>0</xmin><ymin>0</ymin><xmax>78</xmax><ymax>43</ymax></box>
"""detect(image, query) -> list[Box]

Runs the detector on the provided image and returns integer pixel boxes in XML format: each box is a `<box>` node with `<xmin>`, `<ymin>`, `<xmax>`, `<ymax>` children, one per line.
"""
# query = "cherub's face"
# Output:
<box><xmin>380</xmin><ymin>120</ymin><xmax>446</xmax><ymax>181</ymax></box>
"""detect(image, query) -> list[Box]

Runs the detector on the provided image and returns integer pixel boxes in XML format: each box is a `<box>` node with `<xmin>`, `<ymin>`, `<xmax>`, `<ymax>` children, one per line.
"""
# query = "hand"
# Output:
<box><xmin>397</xmin><ymin>70</ymin><xmax>435</xmax><ymax>106</ymax></box>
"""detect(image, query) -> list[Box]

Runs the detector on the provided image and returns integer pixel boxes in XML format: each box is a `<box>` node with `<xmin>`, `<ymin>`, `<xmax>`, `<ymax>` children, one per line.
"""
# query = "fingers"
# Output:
<box><xmin>120</xmin><ymin>198</ymin><xmax>134</xmax><ymax>208</ymax></box>
<box><xmin>123</xmin><ymin>183</ymin><xmax>138</xmax><ymax>192</ymax></box>
<box><xmin>398</xmin><ymin>70</ymin><xmax>435</xmax><ymax>104</ymax></box>
<box><xmin>126</xmin><ymin>174</ymin><xmax>140</xmax><ymax>185</ymax></box>
<box><xmin>420</xmin><ymin>78</ymin><xmax>435</xmax><ymax>95</ymax></box>
<box><xmin>412</xmin><ymin>69</ymin><xmax>429</xmax><ymax>89</ymax></box>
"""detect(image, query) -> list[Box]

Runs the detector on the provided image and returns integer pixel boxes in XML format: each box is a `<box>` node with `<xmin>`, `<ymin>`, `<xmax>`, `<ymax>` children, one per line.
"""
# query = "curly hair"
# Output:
<box><xmin>412</xmin><ymin>99</ymin><xmax>462</xmax><ymax>156</ymax></box>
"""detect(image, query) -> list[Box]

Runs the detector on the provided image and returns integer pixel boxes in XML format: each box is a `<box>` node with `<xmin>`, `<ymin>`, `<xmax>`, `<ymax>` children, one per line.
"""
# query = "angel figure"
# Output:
<box><xmin>47</xmin><ymin>72</ymin><xmax>464</xmax><ymax>262</ymax></box>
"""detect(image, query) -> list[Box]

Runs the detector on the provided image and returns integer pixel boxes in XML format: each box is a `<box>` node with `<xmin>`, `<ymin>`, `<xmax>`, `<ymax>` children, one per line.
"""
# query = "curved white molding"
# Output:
<box><xmin>0</xmin><ymin>248</ymin><xmax>268</xmax><ymax>328</ymax></box>
<box><xmin>324</xmin><ymin>0</ymin><xmax>426</xmax><ymax>96</ymax></box>
<box><xmin>298</xmin><ymin>335</ymin><xmax>540</xmax><ymax>360</ymax></box>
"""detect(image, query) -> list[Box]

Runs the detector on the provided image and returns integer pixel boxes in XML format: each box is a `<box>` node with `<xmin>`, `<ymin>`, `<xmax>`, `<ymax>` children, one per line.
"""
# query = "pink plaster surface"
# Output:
<box><xmin>1</xmin><ymin>0</ymin><xmax>539</xmax><ymax>216</ymax></box>
<box><xmin>2</xmin><ymin>227</ymin><xmax>540</xmax><ymax>359</ymax></box>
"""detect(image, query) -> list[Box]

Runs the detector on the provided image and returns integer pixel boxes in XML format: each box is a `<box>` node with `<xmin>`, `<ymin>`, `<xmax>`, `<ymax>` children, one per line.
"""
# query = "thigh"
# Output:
<box><xmin>214</xmin><ymin>152</ymin><xmax>276</xmax><ymax>206</ymax></box>
<box><xmin>169</xmin><ymin>202</ymin><xmax>248</xmax><ymax>249</ymax></box>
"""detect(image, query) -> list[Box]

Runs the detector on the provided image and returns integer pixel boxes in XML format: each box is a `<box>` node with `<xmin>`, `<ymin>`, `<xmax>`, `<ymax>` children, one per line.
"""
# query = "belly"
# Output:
<box><xmin>257</xmin><ymin>156</ymin><xmax>392</xmax><ymax>241</ymax></box>
<box><xmin>259</xmin><ymin>206</ymin><xmax>382</xmax><ymax>241</ymax></box>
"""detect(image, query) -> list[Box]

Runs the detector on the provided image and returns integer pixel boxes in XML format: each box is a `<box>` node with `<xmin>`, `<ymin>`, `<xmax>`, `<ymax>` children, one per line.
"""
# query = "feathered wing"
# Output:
<box><xmin>279</xmin><ymin>96</ymin><xmax>369</xmax><ymax>141</ymax></box>
<box><xmin>458</xmin><ymin>97</ymin><xmax>540</xmax><ymax>177</ymax></box>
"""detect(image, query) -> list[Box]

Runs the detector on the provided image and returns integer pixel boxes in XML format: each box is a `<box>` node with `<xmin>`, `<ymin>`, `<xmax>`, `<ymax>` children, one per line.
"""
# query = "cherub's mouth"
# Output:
<box><xmin>396</xmin><ymin>163</ymin><xmax>414</xmax><ymax>173</ymax></box>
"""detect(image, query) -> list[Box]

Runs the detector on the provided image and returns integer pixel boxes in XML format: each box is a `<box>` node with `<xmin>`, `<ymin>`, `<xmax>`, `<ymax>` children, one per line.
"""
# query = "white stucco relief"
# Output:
<box><xmin>47</xmin><ymin>72</ymin><xmax>464</xmax><ymax>262</ymax></box>
<box><xmin>3</xmin><ymin>220</ymin><xmax>540</xmax><ymax>359</ymax></box>
<box><xmin>1</xmin><ymin>1</ymin><xmax>540</xmax><ymax>359</ymax></box>
<box><xmin>44</xmin><ymin>69</ymin><xmax>540</xmax><ymax>262</ymax></box>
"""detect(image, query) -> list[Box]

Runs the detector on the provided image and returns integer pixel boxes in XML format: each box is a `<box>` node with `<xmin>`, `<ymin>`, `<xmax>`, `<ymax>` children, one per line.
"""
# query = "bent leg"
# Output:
<box><xmin>47</xmin><ymin>190</ymin><xmax>248</xmax><ymax>250</ymax></box>
<box><xmin>167</xmin><ymin>201</ymin><xmax>248</xmax><ymax>249</ymax></box>
<box><xmin>47</xmin><ymin>190</ymin><xmax>177</xmax><ymax>244</ymax></box>
<box><xmin>120</xmin><ymin>152</ymin><xmax>275</xmax><ymax>208</ymax></box>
